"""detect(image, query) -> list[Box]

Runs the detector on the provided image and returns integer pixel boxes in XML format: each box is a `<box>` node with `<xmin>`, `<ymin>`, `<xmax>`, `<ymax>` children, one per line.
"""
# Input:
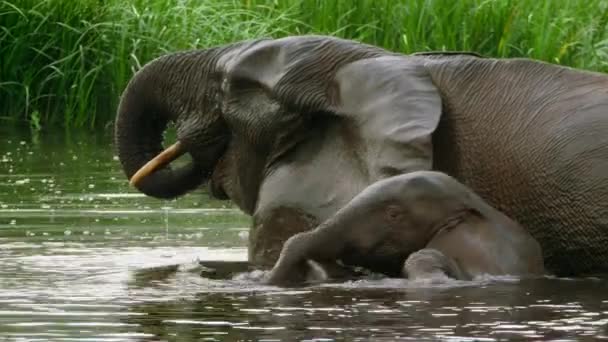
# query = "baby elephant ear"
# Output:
<box><xmin>332</xmin><ymin>56</ymin><xmax>442</xmax><ymax>179</ymax></box>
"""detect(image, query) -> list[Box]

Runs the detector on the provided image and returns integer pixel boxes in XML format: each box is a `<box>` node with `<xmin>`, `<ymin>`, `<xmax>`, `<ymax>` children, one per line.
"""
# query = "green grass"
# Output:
<box><xmin>1</xmin><ymin>0</ymin><xmax>607</xmax><ymax>129</ymax></box>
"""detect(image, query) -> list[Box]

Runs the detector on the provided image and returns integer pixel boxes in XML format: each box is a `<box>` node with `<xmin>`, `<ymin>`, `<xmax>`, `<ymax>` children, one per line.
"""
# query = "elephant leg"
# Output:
<box><xmin>264</xmin><ymin>230</ymin><xmax>336</xmax><ymax>285</ymax></box>
<box><xmin>263</xmin><ymin>203</ymin><xmax>397</xmax><ymax>285</ymax></box>
<box><xmin>250</xmin><ymin>206</ymin><xmax>320</xmax><ymax>269</ymax></box>
<box><xmin>265</xmin><ymin>256</ymin><xmax>358</xmax><ymax>286</ymax></box>
<box><xmin>403</xmin><ymin>248</ymin><xmax>468</xmax><ymax>281</ymax></box>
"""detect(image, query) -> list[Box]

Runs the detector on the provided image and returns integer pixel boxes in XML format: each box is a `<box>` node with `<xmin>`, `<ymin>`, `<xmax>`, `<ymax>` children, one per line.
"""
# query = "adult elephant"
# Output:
<box><xmin>115</xmin><ymin>35</ymin><xmax>608</xmax><ymax>276</ymax></box>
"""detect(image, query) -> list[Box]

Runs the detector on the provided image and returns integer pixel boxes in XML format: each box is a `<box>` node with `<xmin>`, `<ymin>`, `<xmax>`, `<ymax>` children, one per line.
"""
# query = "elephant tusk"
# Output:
<box><xmin>129</xmin><ymin>141</ymin><xmax>186</xmax><ymax>188</ymax></box>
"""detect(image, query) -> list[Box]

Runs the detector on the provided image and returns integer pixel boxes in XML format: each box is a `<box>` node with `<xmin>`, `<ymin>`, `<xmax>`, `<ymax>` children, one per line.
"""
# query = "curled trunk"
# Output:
<box><xmin>114</xmin><ymin>51</ymin><xmax>228</xmax><ymax>199</ymax></box>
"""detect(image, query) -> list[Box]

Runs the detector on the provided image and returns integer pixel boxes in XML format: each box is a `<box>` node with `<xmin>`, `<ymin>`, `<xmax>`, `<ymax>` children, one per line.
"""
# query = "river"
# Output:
<box><xmin>0</xmin><ymin>127</ymin><xmax>606</xmax><ymax>341</ymax></box>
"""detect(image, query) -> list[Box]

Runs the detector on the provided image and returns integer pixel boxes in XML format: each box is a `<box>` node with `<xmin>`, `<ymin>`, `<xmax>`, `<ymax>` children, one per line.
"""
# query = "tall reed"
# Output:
<box><xmin>1</xmin><ymin>0</ymin><xmax>607</xmax><ymax>128</ymax></box>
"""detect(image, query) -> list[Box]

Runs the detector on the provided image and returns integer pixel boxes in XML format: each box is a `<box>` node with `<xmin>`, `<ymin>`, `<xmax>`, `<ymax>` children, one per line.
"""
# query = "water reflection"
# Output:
<box><xmin>121</xmin><ymin>276</ymin><xmax>608</xmax><ymax>341</ymax></box>
<box><xmin>0</xmin><ymin>127</ymin><xmax>607</xmax><ymax>341</ymax></box>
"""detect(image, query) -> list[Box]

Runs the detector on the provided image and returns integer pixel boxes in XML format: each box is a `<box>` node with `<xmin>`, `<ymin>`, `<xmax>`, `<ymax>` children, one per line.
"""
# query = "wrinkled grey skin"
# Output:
<box><xmin>115</xmin><ymin>35</ymin><xmax>608</xmax><ymax>276</ymax></box>
<box><xmin>265</xmin><ymin>171</ymin><xmax>545</xmax><ymax>285</ymax></box>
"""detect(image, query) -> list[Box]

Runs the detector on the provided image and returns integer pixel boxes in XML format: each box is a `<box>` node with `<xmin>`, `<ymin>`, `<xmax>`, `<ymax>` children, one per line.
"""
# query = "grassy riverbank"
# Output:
<box><xmin>1</xmin><ymin>0</ymin><xmax>607</xmax><ymax>128</ymax></box>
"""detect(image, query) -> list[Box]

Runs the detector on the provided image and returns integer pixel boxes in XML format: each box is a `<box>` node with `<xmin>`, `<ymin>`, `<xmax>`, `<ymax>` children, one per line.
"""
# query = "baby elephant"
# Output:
<box><xmin>265</xmin><ymin>171</ymin><xmax>545</xmax><ymax>285</ymax></box>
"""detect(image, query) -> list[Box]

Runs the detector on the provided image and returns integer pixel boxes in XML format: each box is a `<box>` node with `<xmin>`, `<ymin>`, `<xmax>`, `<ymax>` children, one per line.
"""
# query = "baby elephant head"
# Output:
<box><xmin>347</xmin><ymin>171</ymin><xmax>471</xmax><ymax>237</ymax></box>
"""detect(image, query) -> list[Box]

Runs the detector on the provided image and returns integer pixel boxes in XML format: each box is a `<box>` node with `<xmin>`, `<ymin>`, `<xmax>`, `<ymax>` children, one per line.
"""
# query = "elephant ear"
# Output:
<box><xmin>224</xmin><ymin>37</ymin><xmax>442</xmax><ymax>179</ymax></box>
<box><xmin>331</xmin><ymin>56</ymin><xmax>442</xmax><ymax>178</ymax></box>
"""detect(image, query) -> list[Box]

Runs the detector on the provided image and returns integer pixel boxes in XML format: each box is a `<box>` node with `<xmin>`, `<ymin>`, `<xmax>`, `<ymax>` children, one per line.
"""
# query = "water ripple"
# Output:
<box><xmin>1</xmin><ymin>129</ymin><xmax>608</xmax><ymax>341</ymax></box>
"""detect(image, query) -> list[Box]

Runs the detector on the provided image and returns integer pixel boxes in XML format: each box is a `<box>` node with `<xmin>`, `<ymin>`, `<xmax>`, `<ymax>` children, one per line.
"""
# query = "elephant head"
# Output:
<box><xmin>116</xmin><ymin>35</ymin><xmax>442</xmax><ymax>219</ymax></box>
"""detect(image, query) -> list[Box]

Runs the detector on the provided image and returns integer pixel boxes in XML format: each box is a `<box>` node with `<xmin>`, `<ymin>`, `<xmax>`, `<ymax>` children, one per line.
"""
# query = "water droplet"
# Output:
<box><xmin>9</xmin><ymin>219</ymin><xmax>16</xmax><ymax>225</ymax></box>
<box><xmin>64</xmin><ymin>230</ymin><xmax>72</xmax><ymax>236</ymax></box>
<box><xmin>88</xmin><ymin>184</ymin><xmax>95</xmax><ymax>189</ymax></box>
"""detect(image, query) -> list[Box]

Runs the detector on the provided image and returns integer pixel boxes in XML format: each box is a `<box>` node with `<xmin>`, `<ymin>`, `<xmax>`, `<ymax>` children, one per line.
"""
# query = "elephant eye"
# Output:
<box><xmin>385</xmin><ymin>204</ymin><xmax>403</xmax><ymax>222</ymax></box>
<box><xmin>228</xmin><ymin>76</ymin><xmax>270</xmax><ymax>95</ymax></box>
<box><xmin>231</xmin><ymin>76</ymin><xmax>258</xmax><ymax>88</ymax></box>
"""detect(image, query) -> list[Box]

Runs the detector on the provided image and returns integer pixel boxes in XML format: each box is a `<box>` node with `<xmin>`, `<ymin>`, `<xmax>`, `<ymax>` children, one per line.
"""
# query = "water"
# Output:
<box><xmin>0</xmin><ymin>127</ymin><xmax>607</xmax><ymax>341</ymax></box>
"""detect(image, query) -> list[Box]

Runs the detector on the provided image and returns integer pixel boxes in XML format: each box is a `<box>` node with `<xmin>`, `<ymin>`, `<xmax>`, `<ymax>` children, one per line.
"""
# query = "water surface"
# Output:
<box><xmin>0</xmin><ymin>127</ymin><xmax>607</xmax><ymax>341</ymax></box>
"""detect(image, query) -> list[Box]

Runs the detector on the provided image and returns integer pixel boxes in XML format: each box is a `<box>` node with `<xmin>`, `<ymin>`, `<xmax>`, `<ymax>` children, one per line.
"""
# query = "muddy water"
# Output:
<box><xmin>0</xmin><ymin>127</ymin><xmax>607</xmax><ymax>341</ymax></box>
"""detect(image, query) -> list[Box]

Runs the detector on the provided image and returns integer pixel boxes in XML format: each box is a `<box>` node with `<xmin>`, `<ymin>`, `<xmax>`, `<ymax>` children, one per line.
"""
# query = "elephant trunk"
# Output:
<box><xmin>114</xmin><ymin>51</ymin><xmax>228</xmax><ymax>199</ymax></box>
